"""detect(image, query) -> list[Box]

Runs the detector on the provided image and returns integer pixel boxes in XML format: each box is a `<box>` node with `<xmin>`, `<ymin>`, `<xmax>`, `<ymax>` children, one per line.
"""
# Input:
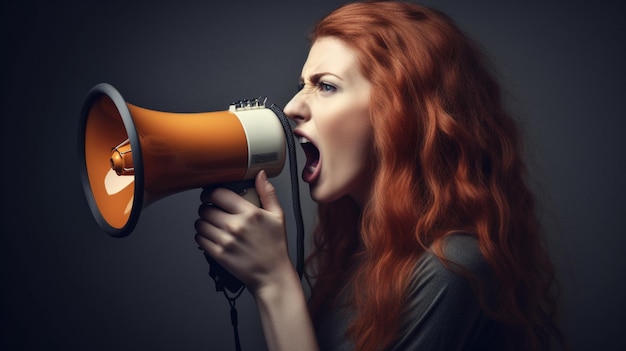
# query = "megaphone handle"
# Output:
<box><xmin>203</xmin><ymin>252</ymin><xmax>245</xmax><ymax>294</ymax></box>
<box><xmin>202</xmin><ymin>179</ymin><xmax>259</xmax><ymax>294</ymax></box>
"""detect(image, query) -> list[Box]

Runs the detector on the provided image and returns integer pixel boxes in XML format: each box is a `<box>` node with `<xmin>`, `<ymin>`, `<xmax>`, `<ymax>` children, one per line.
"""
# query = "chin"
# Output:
<box><xmin>309</xmin><ymin>185</ymin><xmax>348</xmax><ymax>205</ymax></box>
<box><xmin>310</xmin><ymin>191</ymin><xmax>332</xmax><ymax>205</ymax></box>
<box><xmin>310</xmin><ymin>186</ymin><xmax>336</xmax><ymax>204</ymax></box>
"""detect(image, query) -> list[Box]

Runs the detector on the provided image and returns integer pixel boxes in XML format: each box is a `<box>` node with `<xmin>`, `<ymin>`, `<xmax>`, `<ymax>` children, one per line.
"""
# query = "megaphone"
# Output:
<box><xmin>78</xmin><ymin>83</ymin><xmax>286</xmax><ymax>238</ymax></box>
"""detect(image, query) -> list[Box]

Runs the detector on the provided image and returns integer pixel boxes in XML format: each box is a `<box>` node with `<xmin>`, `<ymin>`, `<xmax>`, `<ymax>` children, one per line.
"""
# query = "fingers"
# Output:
<box><xmin>195</xmin><ymin>198</ymin><xmax>254</xmax><ymax>254</ymax></box>
<box><xmin>200</xmin><ymin>171</ymin><xmax>282</xmax><ymax>215</ymax></box>
<box><xmin>256</xmin><ymin>170</ymin><xmax>283</xmax><ymax>215</ymax></box>
<box><xmin>195</xmin><ymin>218</ymin><xmax>222</xmax><ymax>257</ymax></box>
<box><xmin>195</xmin><ymin>212</ymin><xmax>240</xmax><ymax>262</ymax></box>
<box><xmin>194</xmin><ymin>173</ymin><xmax>289</xmax><ymax>289</ymax></box>
<box><xmin>197</xmin><ymin>203</ymin><xmax>226</xmax><ymax>226</ymax></box>
<box><xmin>195</xmin><ymin>213</ymin><xmax>225</xmax><ymax>247</ymax></box>
<box><xmin>200</xmin><ymin>186</ymin><xmax>255</xmax><ymax>214</ymax></box>
<box><xmin>195</xmin><ymin>231</ymin><xmax>220</xmax><ymax>256</ymax></box>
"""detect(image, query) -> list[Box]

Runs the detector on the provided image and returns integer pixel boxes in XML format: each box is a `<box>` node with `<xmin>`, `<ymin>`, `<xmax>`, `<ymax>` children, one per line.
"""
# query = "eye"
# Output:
<box><xmin>318</xmin><ymin>82</ymin><xmax>337</xmax><ymax>93</ymax></box>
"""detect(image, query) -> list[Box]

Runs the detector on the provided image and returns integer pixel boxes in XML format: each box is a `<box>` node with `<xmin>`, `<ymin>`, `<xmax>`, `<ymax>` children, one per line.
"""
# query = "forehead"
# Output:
<box><xmin>301</xmin><ymin>37</ymin><xmax>361</xmax><ymax>79</ymax></box>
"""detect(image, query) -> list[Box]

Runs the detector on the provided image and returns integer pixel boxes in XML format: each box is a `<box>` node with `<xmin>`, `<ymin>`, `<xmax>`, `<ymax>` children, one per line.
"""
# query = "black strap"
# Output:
<box><xmin>269</xmin><ymin>103</ymin><xmax>305</xmax><ymax>279</ymax></box>
<box><xmin>224</xmin><ymin>287</ymin><xmax>245</xmax><ymax>351</ymax></box>
<box><xmin>204</xmin><ymin>252</ymin><xmax>244</xmax><ymax>351</ymax></box>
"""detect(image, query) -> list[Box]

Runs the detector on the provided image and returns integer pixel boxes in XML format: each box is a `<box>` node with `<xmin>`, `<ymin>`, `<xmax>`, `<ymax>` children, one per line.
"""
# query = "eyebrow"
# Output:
<box><xmin>300</xmin><ymin>72</ymin><xmax>344</xmax><ymax>84</ymax></box>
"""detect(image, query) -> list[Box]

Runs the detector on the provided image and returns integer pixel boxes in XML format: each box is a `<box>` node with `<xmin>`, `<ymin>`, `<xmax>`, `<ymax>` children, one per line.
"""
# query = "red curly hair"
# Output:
<box><xmin>305</xmin><ymin>1</ymin><xmax>563</xmax><ymax>350</ymax></box>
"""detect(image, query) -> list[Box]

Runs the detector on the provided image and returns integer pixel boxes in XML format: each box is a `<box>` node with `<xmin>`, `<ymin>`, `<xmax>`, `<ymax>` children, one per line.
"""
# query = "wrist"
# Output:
<box><xmin>252</xmin><ymin>265</ymin><xmax>302</xmax><ymax>305</ymax></box>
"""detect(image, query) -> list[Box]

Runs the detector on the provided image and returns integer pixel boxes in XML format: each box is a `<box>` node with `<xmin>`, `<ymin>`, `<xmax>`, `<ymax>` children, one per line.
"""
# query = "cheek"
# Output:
<box><xmin>323</xmin><ymin>100</ymin><xmax>370</xmax><ymax>138</ymax></box>
<box><xmin>322</xmin><ymin>109</ymin><xmax>372</xmax><ymax>172</ymax></box>
<box><xmin>342</xmin><ymin>108</ymin><xmax>372</xmax><ymax>154</ymax></box>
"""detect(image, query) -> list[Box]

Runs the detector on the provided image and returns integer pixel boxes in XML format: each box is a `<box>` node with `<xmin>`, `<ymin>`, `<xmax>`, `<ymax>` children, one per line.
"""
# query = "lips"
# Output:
<box><xmin>298</xmin><ymin>136</ymin><xmax>321</xmax><ymax>183</ymax></box>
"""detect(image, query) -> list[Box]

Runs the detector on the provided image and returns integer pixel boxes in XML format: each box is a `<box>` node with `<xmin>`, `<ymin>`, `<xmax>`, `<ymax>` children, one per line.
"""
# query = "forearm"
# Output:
<box><xmin>253</xmin><ymin>268</ymin><xmax>319</xmax><ymax>351</ymax></box>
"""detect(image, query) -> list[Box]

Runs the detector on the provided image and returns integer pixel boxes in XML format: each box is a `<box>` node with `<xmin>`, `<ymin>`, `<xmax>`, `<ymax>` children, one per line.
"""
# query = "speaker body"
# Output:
<box><xmin>78</xmin><ymin>83</ymin><xmax>286</xmax><ymax>237</ymax></box>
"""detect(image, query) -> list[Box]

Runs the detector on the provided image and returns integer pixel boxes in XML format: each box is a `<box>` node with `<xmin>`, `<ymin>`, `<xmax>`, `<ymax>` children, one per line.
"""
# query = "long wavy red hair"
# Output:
<box><xmin>305</xmin><ymin>1</ymin><xmax>563</xmax><ymax>350</ymax></box>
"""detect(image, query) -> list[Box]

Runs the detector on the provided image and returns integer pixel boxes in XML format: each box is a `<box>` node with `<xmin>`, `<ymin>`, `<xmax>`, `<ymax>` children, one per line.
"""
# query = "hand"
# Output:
<box><xmin>194</xmin><ymin>171</ymin><xmax>293</xmax><ymax>293</ymax></box>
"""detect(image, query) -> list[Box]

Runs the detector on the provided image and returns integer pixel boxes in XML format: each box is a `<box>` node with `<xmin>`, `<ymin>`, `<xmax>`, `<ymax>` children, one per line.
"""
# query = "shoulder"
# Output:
<box><xmin>413</xmin><ymin>234</ymin><xmax>492</xmax><ymax>290</ymax></box>
<box><xmin>436</xmin><ymin>234</ymin><xmax>491</xmax><ymax>276</ymax></box>
<box><xmin>391</xmin><ymin>234</ymin><xmax>502</xmax><ymax>350</ymax></box>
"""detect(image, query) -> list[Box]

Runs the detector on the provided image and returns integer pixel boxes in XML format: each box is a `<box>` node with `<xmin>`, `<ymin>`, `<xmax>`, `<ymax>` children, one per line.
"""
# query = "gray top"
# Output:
<box><xmin>315</xmin><ymin>234</ymin><xmax>505</xmax><ymax>350</ymax></box>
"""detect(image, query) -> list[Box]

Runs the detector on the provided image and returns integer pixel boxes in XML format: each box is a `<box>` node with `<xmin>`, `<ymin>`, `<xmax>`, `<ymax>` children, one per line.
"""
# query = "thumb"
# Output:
<box><xmin>255</xmin><ymin>170</ymin><xmax>282</xmax><ymax>215</ymax></box>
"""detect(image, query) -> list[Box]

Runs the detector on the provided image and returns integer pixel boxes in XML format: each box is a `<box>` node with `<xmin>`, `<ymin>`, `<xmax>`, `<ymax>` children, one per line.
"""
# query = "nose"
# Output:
<box><xmin>283</xmin><ymin>90</ymin><xmax>310</xmax><ymax>124</ymax></box>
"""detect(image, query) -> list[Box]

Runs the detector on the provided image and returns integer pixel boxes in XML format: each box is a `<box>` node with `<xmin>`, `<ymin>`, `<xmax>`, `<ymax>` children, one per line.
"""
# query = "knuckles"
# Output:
<box><xmin>224</xmin><ymin>208</ymin><xmax>264</xmax><ymax>236</ymax></box>
<box><xmin>224</xmin><ymin>221</ymin><xmax>246</xmax><ymax>237</ymax></box>
<box><xmin>242</xmin><ymin>207</ymin><xmax>265</xmax><ymax>223</ymax></box>
<box><xmin>220</xmin><ymin>233</ymin><xmax>237</xmax><ymax>251</ymax></box>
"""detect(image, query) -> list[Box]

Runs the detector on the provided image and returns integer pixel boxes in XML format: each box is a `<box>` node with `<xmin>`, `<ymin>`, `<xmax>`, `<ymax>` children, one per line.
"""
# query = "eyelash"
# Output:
<box><xmin>297</xmin><ymin>80</ymin><xmax>337</xmax><ymax>93</ymax></box>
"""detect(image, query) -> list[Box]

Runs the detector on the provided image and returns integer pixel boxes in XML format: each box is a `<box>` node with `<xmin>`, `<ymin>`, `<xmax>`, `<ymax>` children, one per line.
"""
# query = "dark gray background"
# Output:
<box><xmin>2</xmin><ymin>1</ymin><xmax>624</xmax><ymax>350</ymax></box>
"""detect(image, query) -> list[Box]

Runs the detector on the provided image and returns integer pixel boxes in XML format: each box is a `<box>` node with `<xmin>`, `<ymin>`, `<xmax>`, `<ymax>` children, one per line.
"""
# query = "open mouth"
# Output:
<box><xmin>299</xmin><ymin>136</ymin><xmax>321</xmax><ymax>183</ymax></box>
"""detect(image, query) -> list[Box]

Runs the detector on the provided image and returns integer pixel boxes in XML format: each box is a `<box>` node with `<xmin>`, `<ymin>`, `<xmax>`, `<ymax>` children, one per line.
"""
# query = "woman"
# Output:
<box><xmin>195</xmin><ymin>1</ymin><xmax>564</xmax><ymax>350</ymax></box>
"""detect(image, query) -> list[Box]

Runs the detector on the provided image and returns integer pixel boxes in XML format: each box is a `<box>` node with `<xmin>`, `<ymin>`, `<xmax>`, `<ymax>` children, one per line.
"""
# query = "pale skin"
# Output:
<box><xmin>195</xmin><ymin>37</ymin><xmax>374</xmax><ymax>351</ymax></box>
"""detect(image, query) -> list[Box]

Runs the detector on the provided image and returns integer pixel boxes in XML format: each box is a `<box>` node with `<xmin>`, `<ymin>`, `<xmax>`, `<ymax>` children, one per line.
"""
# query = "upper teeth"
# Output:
<box><xmin>299</xmin><ymin>137</ymin><xmax>310</xmax><ymax>144</ymax></box>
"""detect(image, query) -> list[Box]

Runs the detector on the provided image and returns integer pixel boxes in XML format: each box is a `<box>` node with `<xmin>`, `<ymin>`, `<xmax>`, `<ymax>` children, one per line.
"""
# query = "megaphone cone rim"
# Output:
<box><xmin>78</xmin><ymin>83</ymin><xmax>144</xmax><ymax>237</ymax></box>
